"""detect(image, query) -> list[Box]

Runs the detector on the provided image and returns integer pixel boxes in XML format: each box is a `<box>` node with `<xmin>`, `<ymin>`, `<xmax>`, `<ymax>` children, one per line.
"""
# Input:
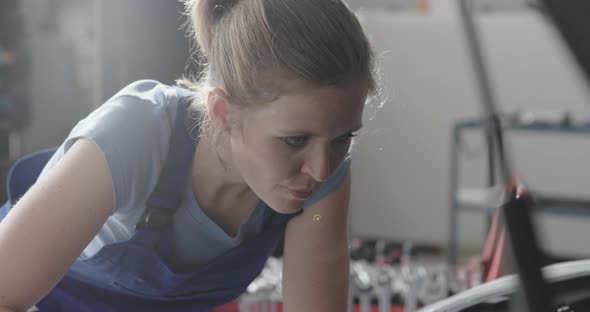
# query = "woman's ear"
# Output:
<box><xmin>207</xmin><ymin>87</ymin><xmax>232</xmax><ymax>130</ymax></box>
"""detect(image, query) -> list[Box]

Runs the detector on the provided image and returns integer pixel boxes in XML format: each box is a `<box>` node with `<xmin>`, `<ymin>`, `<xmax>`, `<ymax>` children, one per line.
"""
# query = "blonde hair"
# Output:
<box><xmin>178</xmin><ymin>0</ymin><xmax>377</xmax><ymax>138</ymax></box>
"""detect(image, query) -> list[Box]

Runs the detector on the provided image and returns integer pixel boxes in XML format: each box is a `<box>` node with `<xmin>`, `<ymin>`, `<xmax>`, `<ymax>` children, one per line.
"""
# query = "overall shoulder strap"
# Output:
<box><xmin>135</xmin><ymin>95</ymin><xmax>196</xmax><ymax>231</ymax></box>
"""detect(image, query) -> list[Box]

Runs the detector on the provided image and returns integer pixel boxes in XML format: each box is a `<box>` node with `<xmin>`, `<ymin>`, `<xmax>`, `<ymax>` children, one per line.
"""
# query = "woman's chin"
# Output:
<box><xmin>267</xmin><ymin>200</ymin><xmax>305</xmax><ymax>215</ymax></box>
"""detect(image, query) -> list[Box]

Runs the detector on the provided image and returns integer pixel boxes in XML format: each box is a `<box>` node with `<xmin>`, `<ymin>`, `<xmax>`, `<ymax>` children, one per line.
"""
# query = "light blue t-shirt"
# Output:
<box><xmin>39</xmin><ymin>80</ymin><xmax>351</xmax><ymax>271</ymax></box>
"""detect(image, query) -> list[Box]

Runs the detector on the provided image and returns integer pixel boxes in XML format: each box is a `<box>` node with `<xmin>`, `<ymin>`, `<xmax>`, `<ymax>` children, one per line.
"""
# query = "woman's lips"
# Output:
<box><xmin>288</xmin><ymin>189</ymin><xmax>313</xmax><ymax>200</ymax></box>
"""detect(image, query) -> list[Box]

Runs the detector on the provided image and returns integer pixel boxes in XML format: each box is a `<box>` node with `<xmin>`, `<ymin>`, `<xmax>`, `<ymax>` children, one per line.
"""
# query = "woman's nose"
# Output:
<box><xmin>301</xmin><ymin>147</ymin><xmax>331</xmax><ymax>182</ymax></box>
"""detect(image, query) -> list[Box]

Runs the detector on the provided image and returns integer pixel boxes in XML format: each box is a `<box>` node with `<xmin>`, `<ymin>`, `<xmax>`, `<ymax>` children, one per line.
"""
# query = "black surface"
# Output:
<box><xmin>502</xmin><ymin>193</ymin><xmax>553</xmax><ymax>311</ymax></box>
<box><xmin>540</xmin><ymin>0</ymin><xmax>590</xmax><ymax>87</ymax></box>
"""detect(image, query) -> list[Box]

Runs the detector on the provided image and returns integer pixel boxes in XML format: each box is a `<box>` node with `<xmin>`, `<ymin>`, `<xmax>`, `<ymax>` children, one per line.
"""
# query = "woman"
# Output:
<box><xmin>0</xmin><ymin>0</ymin><xmax>378</xmax><ymax>311</ymax></box>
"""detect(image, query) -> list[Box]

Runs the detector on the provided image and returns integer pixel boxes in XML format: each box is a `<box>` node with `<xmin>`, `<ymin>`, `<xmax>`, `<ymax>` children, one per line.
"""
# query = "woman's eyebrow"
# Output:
<box><xmin>278</xmin><ymin>124</ymin><xmax>363</xmax><ymax>137</ymax></box>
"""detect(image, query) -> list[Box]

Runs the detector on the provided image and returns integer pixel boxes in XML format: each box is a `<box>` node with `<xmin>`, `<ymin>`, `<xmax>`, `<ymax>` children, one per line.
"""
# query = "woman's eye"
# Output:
<box><xmin>282</xmin><ymin>136</ymin><xmax>309</xmax><ymax>148</ymax></box>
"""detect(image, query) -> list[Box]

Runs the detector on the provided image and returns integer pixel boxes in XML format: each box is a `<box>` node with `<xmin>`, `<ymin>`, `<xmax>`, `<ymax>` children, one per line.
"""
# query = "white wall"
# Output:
<box><xmin>16</xmin><ymin>0</ymin><xmax>190</xmax><ymax>155</ymax></box>
<box><xmin>18</xmin><ymin>0</ymin><xmax>93</xmax><ymax>155</ymax></box>
<box><xmin>348</xmin><ymin>1</ymin><xmax>590</xmax><ymax>259</ymax></box>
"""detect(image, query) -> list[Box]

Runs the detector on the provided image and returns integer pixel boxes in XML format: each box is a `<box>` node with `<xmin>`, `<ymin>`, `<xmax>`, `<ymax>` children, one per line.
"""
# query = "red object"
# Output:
<box><xmin>481</xmin><ymin>176</ymin><xmax>525</xmax><ymax>283</ymax></box>
<box><xmin>482</xmin><ymin>203</ymin><xmax>505</xmax><ymax>282</ymax></box>
<box><xmin>418</xmin><ymin>0</ymin><xmax>429</xmax><ymax>13</ymax></box>
<box><xmin>485</xmin><ymin>228</ymin><xmax>505</xmax><ymax>282</ymax></box>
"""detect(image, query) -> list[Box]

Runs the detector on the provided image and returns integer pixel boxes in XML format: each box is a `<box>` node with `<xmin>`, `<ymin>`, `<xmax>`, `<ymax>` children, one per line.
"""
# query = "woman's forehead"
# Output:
<box><xmin>244</xmin><ymin>83</ymin><xmax>366</xmax><ymax>134</ymax></box>
<box><xmin>273</xmin><ymin>83</ymin><xmax>366</xmax><ymax>114</ymax></box>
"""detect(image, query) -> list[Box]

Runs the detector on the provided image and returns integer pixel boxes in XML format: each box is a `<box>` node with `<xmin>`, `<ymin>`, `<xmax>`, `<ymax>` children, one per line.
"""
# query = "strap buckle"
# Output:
<box><xmin>135</xmin><ymin>207</ymin><xmax>175</xmax><ymax>231</ymax></box>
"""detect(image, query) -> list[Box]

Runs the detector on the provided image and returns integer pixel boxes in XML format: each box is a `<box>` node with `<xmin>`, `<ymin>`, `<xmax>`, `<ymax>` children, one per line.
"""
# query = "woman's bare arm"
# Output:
<box><xmin>0</xmin><ymin>139</ymin><xmax>114</xmax><ymax>311</ymax></box>
<box><xmin>282</xmin><ymin>172</ymin><xmax>351</xmax><ymax>312</ymax></box>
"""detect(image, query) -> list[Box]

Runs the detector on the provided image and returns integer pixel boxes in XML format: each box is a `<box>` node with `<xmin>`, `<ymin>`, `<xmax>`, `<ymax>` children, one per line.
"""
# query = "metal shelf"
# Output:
<box><xmin>449</xmin><ymin>118</ymin><xmax>590</xmax><ymax>266</ymax></box>
<box><xmin>455</xmin><ymin>187</ymin><xmax>590</xmax><ymax>215</ymax></box>
<box><xmin>456</xmin><ymin>118</ymin><xmax>590</xmax><ymax>135</ymax></box>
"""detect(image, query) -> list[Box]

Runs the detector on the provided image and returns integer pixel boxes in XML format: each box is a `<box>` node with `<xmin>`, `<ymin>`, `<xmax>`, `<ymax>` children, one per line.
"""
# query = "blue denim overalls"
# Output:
<box><xmin>0</xmin><ymin>94</ymin><xmax>300</xmax><ymax>311</ymax></box>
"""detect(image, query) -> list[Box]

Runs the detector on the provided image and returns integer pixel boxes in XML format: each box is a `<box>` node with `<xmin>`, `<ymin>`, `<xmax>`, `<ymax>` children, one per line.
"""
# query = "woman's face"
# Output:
<box><xmin>228</xmin><ymin>81</ymin><xmax>367</xmax><ymax>214</ymax></box>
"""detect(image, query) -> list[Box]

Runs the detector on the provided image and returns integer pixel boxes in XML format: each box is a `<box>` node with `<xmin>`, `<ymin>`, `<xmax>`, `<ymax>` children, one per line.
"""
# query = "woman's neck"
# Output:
<box><xmin>191</xmin><ymin>134</ymin><xmax>259</xmax><ymax>236</ymax></box>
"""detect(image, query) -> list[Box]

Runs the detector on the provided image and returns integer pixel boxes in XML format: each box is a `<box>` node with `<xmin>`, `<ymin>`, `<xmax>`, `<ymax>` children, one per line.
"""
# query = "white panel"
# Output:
<box><xmin>349</xmin><ymin>4</ymin><xmax>590</xmax><ymax>258</ymax></box>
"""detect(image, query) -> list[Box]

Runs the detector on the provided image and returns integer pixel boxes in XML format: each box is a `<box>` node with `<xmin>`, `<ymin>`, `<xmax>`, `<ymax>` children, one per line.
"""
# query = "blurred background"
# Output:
<box><xmin>3</xmin><ymin>0</ymin><xmax>590</xmax><ymax>306</ymax></box>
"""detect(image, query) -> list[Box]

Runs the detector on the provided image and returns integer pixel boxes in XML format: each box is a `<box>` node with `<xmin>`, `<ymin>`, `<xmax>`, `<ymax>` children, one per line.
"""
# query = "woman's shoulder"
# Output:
<box><xmin>48</xmin><ymin>80</ymin><xmax>192</xmax><ymax>215</ymax></box>
<box><xmin>108</xmin><ymin>79</ymin><xmax>184</xmax><ymax>109</ymax></box>
<box><xmin>83</xmin><ymin>79</ymin><xmax>194</xmax><ymax>130</ymax></box>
